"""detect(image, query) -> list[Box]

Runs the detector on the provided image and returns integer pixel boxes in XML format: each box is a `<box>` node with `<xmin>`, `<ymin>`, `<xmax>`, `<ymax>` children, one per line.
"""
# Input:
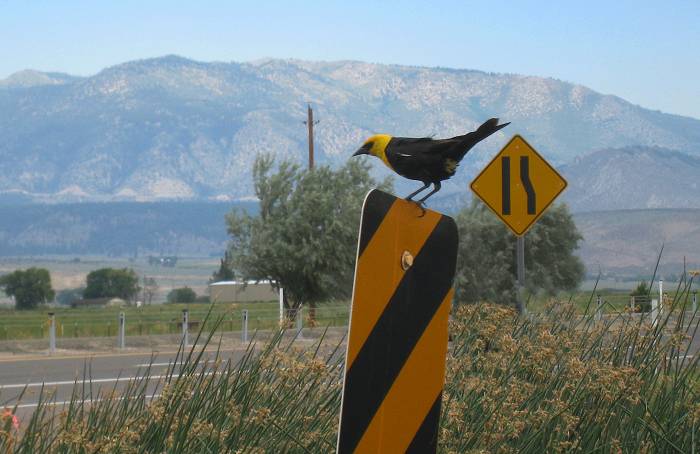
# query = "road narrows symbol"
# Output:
<box><xmin>519</xmin><ymin>156</ymin><xmax>536</xmax><ymax>215</ymax></box>
<box><xmin>501</xmin><ymin>157</ymin><xmax>511</xmax><ymax>215</ymax></box>
<box><xmin>470</xmin><ymin>134</ymin><xmax>567</xmax><ymax>236</ymax></box>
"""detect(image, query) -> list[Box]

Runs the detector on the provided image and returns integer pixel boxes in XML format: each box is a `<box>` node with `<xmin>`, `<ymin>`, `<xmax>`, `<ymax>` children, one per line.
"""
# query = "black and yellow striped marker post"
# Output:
<box><xmin>337</xmin><ymin>189</ymin><xmax>458</xmax><ymax>453</ymax></box>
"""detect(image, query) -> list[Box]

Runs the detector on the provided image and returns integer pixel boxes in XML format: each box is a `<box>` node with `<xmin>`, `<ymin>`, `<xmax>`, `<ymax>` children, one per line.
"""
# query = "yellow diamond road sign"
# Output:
<box><xmin>470</xmin><ymin>134</ymin><xmax>567</xmax><ymax>236</ymax></box>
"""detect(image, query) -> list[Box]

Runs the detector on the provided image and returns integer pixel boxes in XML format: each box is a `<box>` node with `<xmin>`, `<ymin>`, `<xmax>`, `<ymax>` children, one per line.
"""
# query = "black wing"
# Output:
<box><xmin>389</xmin><ymin>137</ymin><xmax>460</xmax><ymax>156</ymax></box>
<box><xmin>386</xmin><ymin>137</ymin><xmax>459</xmax><ymax>181</ymax></box>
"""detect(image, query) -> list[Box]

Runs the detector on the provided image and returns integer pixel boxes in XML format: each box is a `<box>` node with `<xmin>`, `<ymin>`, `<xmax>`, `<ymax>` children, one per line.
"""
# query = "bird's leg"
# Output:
<box><xmin>417</xmin><ymin>181</ymin><xmax>442</xmax><ymax>204</ymax></box>
<box><xmin>405</xmin><ymin>182</ymin><xmax>431</xmax><ymax>201</ymax></box>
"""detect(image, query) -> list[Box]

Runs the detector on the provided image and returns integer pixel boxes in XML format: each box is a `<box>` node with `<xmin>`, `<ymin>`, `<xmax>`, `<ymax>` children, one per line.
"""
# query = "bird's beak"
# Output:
<box><xmin>353</xmin><ymin>143</ymin><xmax>372</xmax><ymax>157</ymax></box>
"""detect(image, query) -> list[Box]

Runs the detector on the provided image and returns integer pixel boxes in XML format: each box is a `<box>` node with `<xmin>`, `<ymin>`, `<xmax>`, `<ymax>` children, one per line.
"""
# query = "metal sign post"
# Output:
<box><xmin>48</xmin><ymin>312</ymin><xmax>56</xmax><ymax>354</ymax></box>
<box><xmin>516</xmin><ymin>236</ymin><xmax>525</xmax><ymax>314</ymax></box>
<box><xmin>471</xmin><ymin>135</ymin><xmax>568</xmax><ymax>314</ymax></box>
<box><xmin>182</xmin><ymin>309</ymin><xmax>189</xmax><ymax>347</ymax></box>
<box><xmin>279</xmin><ymin>287</ymin><xmax>284</xmax><ymax>326</ymax></box>
<box><xmin>242</xmin><ymin>309</ymin><xmax>249</xmax><ymax>343</ymax></box>
<box><xmin>118</xmin><ymin>312</ymin><xmax>126</xmax><ymax>349</ymax></box>
<box><xmin>295</xmin><ymin>306</ymin><xmax>304</xmax><ymax>339</ymax></box>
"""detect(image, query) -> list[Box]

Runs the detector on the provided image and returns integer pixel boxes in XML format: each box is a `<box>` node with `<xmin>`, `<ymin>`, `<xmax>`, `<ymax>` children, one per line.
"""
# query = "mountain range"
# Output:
<box><xmin>560</xmin><ymin>146</ymin><xmax>700</xmax><ymax>212</ymax></box>
<box><xmin>573</xmin><ymin>209</ymin><xmax>700</xmax><ymax>280</ymax></box>
<box><xmin>1</xmin><ymin>55</ymin><xmax>699</xmax><ymax>206</ymax></box>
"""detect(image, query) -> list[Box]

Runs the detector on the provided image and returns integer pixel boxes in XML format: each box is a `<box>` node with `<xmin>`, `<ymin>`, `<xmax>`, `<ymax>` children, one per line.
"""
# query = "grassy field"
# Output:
<box><xmin>2</xmin><ymin>279</ymin><xmax>696</xmax><ymax>342</ymax></box>
<box><xmin>2</xmin><ymin>256</ymin><xmax>697</xmax><ymax>343</ymax></box>
<box><xmin>0</xmin><ymin>287</ymin><xmax>675</xmax><ymax>342</ymax></box>
<box><xmin>527</xmin><ymin>289</ymin><xmax>637</xmax><ymax>313</ymax></box>
<box><xmin>0</xmin><ymin>302</ymin><xmax>351</xmax><ymax>341</ymax></box>
<box><xmin>0</xmin><ymin>255</ymin><xmax>351</xmax><ymax>341</ymax></box>
<box><xmin>528</xmin><ymin>280</ymin><xmax>696</xmax><ymax>314</ymax></box>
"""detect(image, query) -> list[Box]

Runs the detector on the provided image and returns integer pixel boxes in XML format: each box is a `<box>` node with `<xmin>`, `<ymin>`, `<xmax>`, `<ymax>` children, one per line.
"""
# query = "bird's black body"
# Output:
<box><xmin>353</xmin><ymin>118</ymin><xmax>510</xmax><ymax>204</ymax></box>
<box><xmin>386</xmin><ymin>119</ymin><xmax>508</xmax><ymax>183</ymax></box>
<box><xmin>385</xmin><ymin>136</ymin><xmax>465</xmax><ymax>182</ymax></box>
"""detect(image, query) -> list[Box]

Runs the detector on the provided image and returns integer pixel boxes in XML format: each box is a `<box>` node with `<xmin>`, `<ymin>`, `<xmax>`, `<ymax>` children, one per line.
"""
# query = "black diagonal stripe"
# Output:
<box><xmin>406</xmin><ymin>393</ymin><xmax>442</xmax><ymax>453</ymax></box>
<box><xmin>357</xmin><ymin>189</ymin><xmax>396</xmax><ymax>258</ymax></box>
<box><xmin>338</xmin><ymin>215</ymin><xmax>458</xmax><ymax>454</ymax></box>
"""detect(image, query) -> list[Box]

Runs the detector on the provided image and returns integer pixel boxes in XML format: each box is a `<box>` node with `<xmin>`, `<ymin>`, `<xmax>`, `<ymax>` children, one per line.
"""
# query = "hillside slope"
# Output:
<box><xmin>574</xmin><ymin>209</ymin><xmax>700</xmax><ymax>279</ymax></box>
<box><xmin>2</xmin><ymin>56</ymin><xmax>698</xmax><ymax>202</ymax></box>
<box><xmin>561</xmin><ymin>146</ymin><xmax>700</xmax><ymax>211</ymax></box>
<box><xmin>0</xmin><ymin>202</ymin><xmax>254</xmax><ymax>257</ymax></box>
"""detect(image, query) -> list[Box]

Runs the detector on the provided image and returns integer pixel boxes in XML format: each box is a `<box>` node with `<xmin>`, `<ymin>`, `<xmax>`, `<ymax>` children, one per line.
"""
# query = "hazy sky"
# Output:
<box><xmin>2</xmin><ymin>0</ymin><xmax>699</xmax><ymax>119</ymax></box>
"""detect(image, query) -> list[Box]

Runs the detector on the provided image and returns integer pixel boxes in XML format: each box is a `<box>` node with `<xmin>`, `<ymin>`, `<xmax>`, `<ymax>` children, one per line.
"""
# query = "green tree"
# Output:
<box><xmin>454</xmin><ymin>201</ymin><xmax>584</xmax><ymax>306</ymax></box>
<box><xmin>0</xmin><ymin>267</ymin><xmax>55</xmax><ymax>310</ymax></box>
<box><xmin>84</xmin><ymin>268</ymin><xmax>140</xmax><ymax>301</ymax></box>
<box><xmin>210</xmin><ymin>250</ymin><xmax>235</xmax><ymax>283</ymax></box>
<box><xmin>631</xmin><ymin>280</ymin><xmax>650</xmax><ymax>297</ymax></box>
<box><xmin>167</xmin><ymin>286</ymin><xmax>197</xmax><ymax>303</ymax></box>
<box><xmin>226</xmin><ymin>154</ymin><xmax>391</xmax><ymax>320</ymax></box>
<box><xmin>142</xmin><ymin>276</ymin><xmax>158</xmax><ymax>305</ymax></box>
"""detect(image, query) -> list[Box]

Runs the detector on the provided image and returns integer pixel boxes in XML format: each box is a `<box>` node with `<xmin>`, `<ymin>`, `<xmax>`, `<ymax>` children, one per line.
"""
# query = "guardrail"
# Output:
<box><xmin>0</xmin><ymin>304</ymin><xmax>351</xmax><ymax>347</ymax></box>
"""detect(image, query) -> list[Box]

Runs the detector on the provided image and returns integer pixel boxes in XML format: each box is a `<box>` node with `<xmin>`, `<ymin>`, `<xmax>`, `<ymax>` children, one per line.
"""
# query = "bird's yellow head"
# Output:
<box><xmin>353</xmin><ymin>134</ymin><xmax>392</xmax><ymax>164</ymax></box>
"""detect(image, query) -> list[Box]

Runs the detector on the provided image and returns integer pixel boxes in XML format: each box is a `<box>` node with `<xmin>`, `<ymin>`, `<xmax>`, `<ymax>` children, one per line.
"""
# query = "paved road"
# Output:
<box><xmin>0</xmin><ymin>348</ymin><xmax>249</xmax><ymax>418</ymax></box>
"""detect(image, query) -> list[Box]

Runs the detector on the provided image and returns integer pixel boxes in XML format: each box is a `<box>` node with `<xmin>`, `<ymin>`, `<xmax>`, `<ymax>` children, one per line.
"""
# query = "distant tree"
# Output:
<box><xmin>631</xmin><ymin>280</ymin><xmax>650</xmax><ymax>297</ymax></box>
<box><xmin>210</xmin><ymin>250</ymin><xmax>235</xmax><ymax>283</ymax></box>
<box><xmin>195</xmin><ymin>295</ymin><xmax>210</xmax><ymax>304</ymax></box>
<box><xmin>84</xmin><ymin>268</ymin><xmax>140</xmax><ymax>301</ymax></box>
<box><xmin>226</xmin><ymin>154</ymin><xmax>391</xmax><ymax>321</ymax></box>
<box><xmin>167</xmin><ymin>287</ymin><xmax>197</xmax><ymax>303</ymax></box>
<box><xmin>142</xmin><ymin>276</ymin><xmax>159</xmax><ymax>304</ymax></box>
<box><xmin>56</xmin><ymin>287</ymin><xmax>84</xmax><ymax>306</ymax></box>
<box><xmin>454</xmin><ymin>201</ymin><xmax>585</xmax><ymax>306</ymax></box>
<box><xmin>0</xmin><ymin>268</ymin><xmax>55</xmax><ymax>310</ymax></box>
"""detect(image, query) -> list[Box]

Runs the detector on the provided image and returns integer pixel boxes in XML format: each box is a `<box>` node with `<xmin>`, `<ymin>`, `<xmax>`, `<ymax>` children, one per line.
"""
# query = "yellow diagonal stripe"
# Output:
<box><xmin>346</xmin><ymin>200</ymin><xmax>441</xmax><ymax>369</ymax></box>
<box><xmin>354</xmin><ymin>289</ymin><xmax>453</xmax><ymax>453</ymax></box>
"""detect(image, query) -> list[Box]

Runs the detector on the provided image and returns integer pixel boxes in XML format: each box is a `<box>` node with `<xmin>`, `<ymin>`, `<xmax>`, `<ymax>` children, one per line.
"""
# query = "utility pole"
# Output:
<box><xmin>303</xmin><ymin>103</ymin><xmax>319</xmax><ymax>169</ymax></box>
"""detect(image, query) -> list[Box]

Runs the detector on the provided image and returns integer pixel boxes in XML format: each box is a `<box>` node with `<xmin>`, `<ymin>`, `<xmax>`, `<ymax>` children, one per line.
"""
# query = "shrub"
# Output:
<box><xmin>167</xmin><ymin>287</ymin><xmax>197</xmax><ymax>303</ymax></box>
<box><xmin>630</xmin><ymin>281</ymin><xmax>652</xmax><ymax>312</ymax></box>
<box><xmin>631</xmin><ymin>280</ymin><xmax>650</xmax><ymax>296</ymax></box>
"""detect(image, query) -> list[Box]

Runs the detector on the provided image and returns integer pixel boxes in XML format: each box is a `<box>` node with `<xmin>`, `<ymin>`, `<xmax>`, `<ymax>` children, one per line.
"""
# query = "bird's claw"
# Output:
<box><xmin>414</xmin><ymin>200</ymin><xmax>427</xmax><ymax>217</ymax></box>
<box><xmin>405</xmin><ymin>196</ymin><xmax>426</xmax><ymax>217</ymax></box>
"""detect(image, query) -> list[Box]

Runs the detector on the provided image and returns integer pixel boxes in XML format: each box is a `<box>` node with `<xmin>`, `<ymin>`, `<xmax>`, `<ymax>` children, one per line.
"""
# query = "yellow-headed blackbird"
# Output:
<box><xmin>353</xmin><ymin>118</ymin><xmax>510</xmax><ymax>204</ymax></box>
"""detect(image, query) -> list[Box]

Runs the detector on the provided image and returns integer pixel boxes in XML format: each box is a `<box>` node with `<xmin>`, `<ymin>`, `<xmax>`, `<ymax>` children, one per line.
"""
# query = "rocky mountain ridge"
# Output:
<box><xmin>1</xmin><ymin>55</ymin><xmax>699</xmax><ymax>203</ymax></box>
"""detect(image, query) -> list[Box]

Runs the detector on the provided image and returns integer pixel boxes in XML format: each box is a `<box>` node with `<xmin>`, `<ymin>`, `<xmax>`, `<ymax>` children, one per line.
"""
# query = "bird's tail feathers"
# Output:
<box><xmin>475</xmin><ymin>118</ymin><xmax>510</xmax><ymax>139</ymax></box>
<box><xmin>448</xmin><ymin>118</ymin><xmax>510</xmax><ymax>161</ymax></box>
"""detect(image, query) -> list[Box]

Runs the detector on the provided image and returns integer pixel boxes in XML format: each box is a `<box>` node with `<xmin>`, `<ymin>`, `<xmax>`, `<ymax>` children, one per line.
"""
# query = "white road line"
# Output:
<box><xmin>666</xmin><ymin>354</ymin><xmax>695</xmax><ymax>360</ymax></box>
<box><xmin>0</xmin><ymin>374</ymin><xmax>168</xmax><ymax>390</ymax></box>
<box><xmin>134</xmin><ymin>361</ymin><xmax>213</xmax><ymax>367</ymax></box>
<box><xmin>14</xmin><ymin>393</ymin><xmax>161</xmax><ymax>409</ymax></box>
<box><xmin>0</xmin><ymin>371</ymin><xmax>218</xmax><ymax>390</ymax></box>
<box><xmin>134</xmin><ymin>362</ymin><xmax>183</xmax><ymax>368</ymax></box>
